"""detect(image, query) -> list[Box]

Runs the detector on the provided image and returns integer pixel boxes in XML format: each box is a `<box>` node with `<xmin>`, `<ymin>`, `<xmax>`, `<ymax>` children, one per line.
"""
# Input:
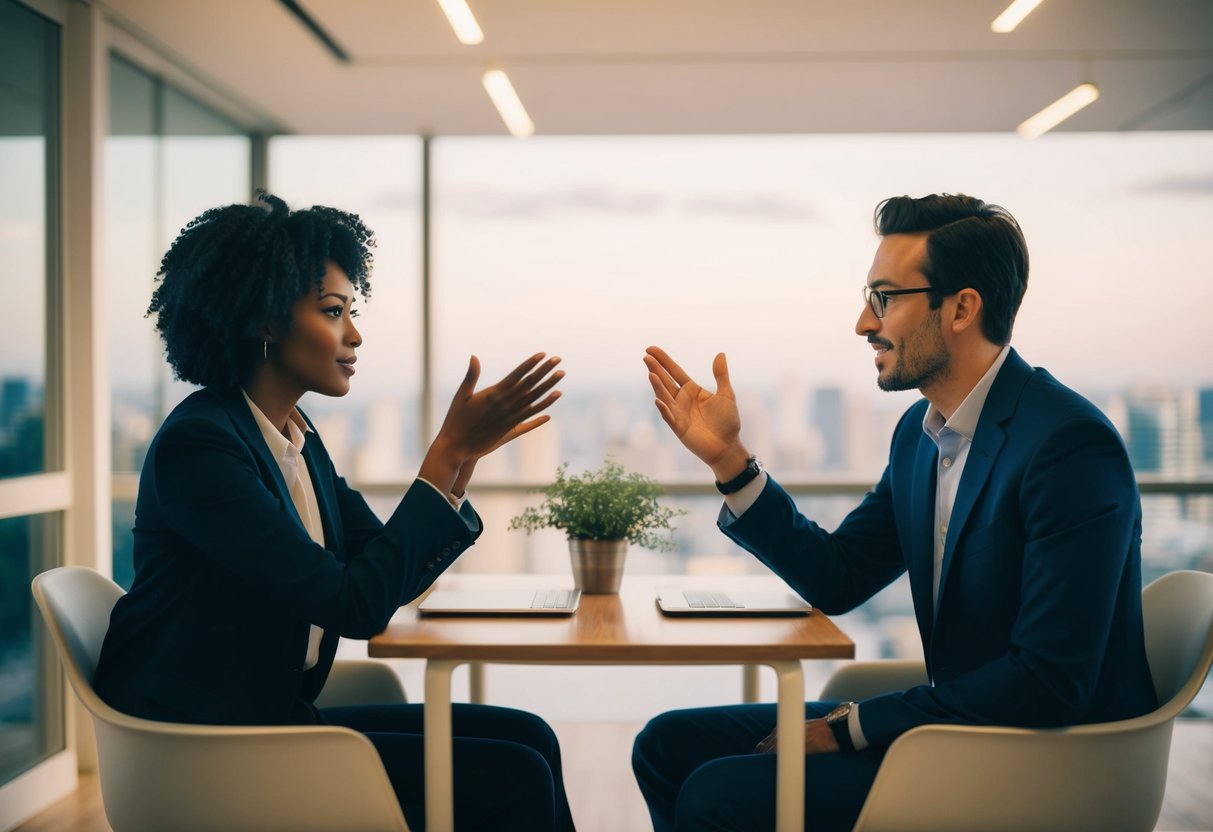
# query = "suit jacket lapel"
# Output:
<box><xmin>909</xmin><ymin>429</ymin><xmax>939</xmax><ymax>643</ymax></box>
<box><xmin>934</xmin><ymin>349</ymin><xmax>1033</xmax><ymax>613</ymax></box>
<box><xmin>299</xmin><ymin>427</ymin><xmax>342</xmax><ymax>558</ymax></box>
<box><xmin>212</xmin><ymin>386</ymin><xmax>296</xmax><ymax>504</ymax></box>
<box><xmin>212</xmin><ymin>387</ymin><xmax>332</xmax><ymax>547</ymax></box>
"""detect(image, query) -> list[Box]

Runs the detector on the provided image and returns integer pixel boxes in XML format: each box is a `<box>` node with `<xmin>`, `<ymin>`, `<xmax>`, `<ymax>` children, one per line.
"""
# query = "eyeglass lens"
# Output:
<box><xmin>864</xmin><ymin>286</ymin><xmax>886</xmax><ymax>318</ymax></box>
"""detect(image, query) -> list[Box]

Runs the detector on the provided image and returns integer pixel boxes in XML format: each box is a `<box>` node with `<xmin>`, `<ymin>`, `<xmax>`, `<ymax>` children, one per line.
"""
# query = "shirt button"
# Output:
<box><xmin>940</xmin><ymin>524</ymin><xmax>948</xmax><ymax>535</ymax></box>
<box><xmin>942</xmin><ymin>458</ymin><xmax>953</xmax><ymax>468</ymax></box>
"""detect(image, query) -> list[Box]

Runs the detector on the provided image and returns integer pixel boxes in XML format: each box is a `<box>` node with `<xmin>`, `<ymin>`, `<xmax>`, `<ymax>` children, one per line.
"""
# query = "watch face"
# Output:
<box><xmin>827</xmin><ymin>702</ymin><xmax>852</xmax><ymax>723</ymax></box>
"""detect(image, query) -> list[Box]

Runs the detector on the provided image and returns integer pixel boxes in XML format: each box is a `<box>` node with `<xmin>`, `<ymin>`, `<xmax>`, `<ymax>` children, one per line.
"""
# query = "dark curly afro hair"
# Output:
<box><xmin>146</xmin><ymin>192</ymin><xmax>376</xmax><ymax>388</ymax></box>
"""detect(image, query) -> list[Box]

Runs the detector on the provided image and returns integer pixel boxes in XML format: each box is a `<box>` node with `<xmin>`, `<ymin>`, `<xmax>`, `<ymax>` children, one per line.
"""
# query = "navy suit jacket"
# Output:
<box><xmin>94</xmin><ymin>385</ymin><xmax>481</xmax><ymax>726</ymax></box>
<box><xmin>720</xmin><ymin>349</ymin><xmax>1157</xmax><ymax>749</ymax></box>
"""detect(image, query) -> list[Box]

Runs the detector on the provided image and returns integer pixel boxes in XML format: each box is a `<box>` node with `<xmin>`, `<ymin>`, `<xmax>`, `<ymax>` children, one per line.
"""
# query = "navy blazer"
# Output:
<box><xmin>94</xmin><ymin>385</ymin><xmax>481</xmax><ymax>726</ymax></box>
<box><xmin>721</xmin><ymin>349</ymin><xmax>1157</xmax><ymax>748</ymax></box>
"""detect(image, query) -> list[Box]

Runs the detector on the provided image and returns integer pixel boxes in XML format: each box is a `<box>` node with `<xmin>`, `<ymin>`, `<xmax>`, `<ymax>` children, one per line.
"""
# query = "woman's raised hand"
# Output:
<box><xmin>420</xmin><ymin>353</ymin><xmax>563</xmax><ymax>495</ymax></box>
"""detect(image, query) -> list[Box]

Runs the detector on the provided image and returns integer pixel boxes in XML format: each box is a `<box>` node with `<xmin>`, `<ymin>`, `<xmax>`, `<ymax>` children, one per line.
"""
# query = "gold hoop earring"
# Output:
<box><xmin>263</xmin><ymin>340</ymin><xmax>268</xmax><ymax>361</ymax></box>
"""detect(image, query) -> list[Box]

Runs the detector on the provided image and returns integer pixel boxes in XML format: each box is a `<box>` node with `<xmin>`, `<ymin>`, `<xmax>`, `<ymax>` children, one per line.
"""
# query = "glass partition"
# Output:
<box><xmin>106</xmin><ymin>54</ymin><xmax>250</xmax><ymax>588</ymax></box>
<box><xmin>0</xmin><ymin>512</ymin><xmax>64</xmax><ymax>785</ymax></box>
<box><xmin>0</xmin><ymin>0</ymin><xmax>64</xmax><ymax>787</ymax></box>
<box><xmin>0</xmin><ymin>0</ymin><xmax>58</xmax><ymax>481</ymax></box>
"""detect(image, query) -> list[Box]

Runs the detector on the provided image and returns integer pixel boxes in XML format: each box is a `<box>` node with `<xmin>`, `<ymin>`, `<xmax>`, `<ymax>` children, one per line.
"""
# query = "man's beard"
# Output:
<box><xmin>877</xmin><ymin>310</ymin><xmax>950</xmax><ymax>392</ymax></box>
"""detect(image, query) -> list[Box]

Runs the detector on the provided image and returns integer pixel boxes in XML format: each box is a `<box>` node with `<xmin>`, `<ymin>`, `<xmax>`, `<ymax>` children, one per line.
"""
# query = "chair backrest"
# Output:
<box><xmin>30</xmin><ymin>566</ymin><xmax>125</xmax><ymax>711</ymax></box>
<box><xmin>1141</xmin><ymin>569</ymin><xmax>1213</xmax><ymax>712</ymax></box>
<box><xmin>32</xmin><ymin>566</ymin><xmax>412</xmax><ymax>832</ymax></box>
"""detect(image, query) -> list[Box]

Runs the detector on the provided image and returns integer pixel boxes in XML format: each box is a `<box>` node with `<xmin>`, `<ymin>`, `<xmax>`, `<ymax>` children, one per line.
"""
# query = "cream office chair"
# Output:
<box><xmin>818</xmin><ymin>569</ymin><xmax>1213</xmax><ymax>832</ymax></box>
<box><xmin>32</xmin><ymin>566</ymin><xmax>411</xmax><ymax>832</ymax></box>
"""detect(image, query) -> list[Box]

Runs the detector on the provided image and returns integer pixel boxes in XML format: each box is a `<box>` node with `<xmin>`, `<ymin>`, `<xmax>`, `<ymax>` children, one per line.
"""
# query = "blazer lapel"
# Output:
<box><xmin>212</xmin><ymin>386</ymin><xmax>326</xmax><ymax>545</ymax></box>
<box><xmin>212</xmin><ymin>386</ymin><xmax>296</xmax><ymax>504</ymax></box>
<box><xmin>909</xmin><ymin>429</ymin><xmax>939</xmax><ymax>643</ymax></box>
<box><xmin>299</xmin><ymin>426</ymin><xmax>342</xmax><ymax>558</ymax></box>
<box><xmin>934</xmin><ymin>350</ymin><xmax>1033</xmax><ymax>613</ymax></box>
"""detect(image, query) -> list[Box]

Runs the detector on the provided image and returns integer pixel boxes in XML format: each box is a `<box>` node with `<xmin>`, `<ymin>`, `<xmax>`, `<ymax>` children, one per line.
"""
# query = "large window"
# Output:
<box><xmin>261</xmin><ymin>132</ymin><xmax>1213</xmax><ymax>715</ymax></box>
<box><xmin>0</xmin><ymin>513</ymin><xmax>63</xmax><ymax>785</ymax></box>
<box><xmin>0</xmin><ymin>0</ymin><xmax>57</xmax><ymax>482</ymax></box>
<box><xmin>106</xmin><ymin>54</ymin><xmax>250</xmax><ymax>588</ymax></box>
<box><xmin>424</xmin><ymin>134</ymin><xmax>1213</xmax><ymax>581</ymax></box>
<box><xmin>0</xmin><ymin>0</ymin><xmax>64</xmax><ymax>787</ymax></box>
<box><xmin>428</xmin><ymin>134</ymin><xmax>1213</xmax><ymax>474</ymax></box>
<box><xmin>263</xmin><ymin>132</ymin><xmax>1213</xmax><ymax>713</ymax></box>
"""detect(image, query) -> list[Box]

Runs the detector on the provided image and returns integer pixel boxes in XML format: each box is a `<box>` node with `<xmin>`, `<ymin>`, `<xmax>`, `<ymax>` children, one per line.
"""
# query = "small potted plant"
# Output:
<box><xmin>509</xmin><ymin>459</ymin><xmax>684</xmax><ymax>593</ymax></box>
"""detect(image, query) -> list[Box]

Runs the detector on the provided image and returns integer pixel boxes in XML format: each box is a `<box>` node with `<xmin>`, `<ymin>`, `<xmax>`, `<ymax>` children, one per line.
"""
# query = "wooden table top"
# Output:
<box><xmin>369</xmin><ymin>573</ymin><xmax>855</xmax><ymax>663</ymax></box>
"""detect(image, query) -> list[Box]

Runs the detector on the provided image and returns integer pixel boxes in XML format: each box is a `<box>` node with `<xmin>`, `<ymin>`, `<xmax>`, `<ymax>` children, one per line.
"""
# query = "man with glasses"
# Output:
<box><xmin>633</xmin><ymin>193</ymin><xmax>1155</xmax><ymax>832</ymax></box>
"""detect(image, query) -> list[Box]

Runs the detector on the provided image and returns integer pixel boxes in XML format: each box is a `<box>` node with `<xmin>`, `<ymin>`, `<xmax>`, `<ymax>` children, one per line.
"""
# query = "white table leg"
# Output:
<box><xmin>770</xmin><ymin>660</ymin><xmax>806</xmax><ymax>832</ymax></box>
<box><xmin>743</xmin><ymin>664</ymin><xmax>761</xmax><ymax>703</ymax></box>
<box><xmin>424</xmin><ymin>658</ymin><xmax>459</xmax><ymax>832</ymax></box>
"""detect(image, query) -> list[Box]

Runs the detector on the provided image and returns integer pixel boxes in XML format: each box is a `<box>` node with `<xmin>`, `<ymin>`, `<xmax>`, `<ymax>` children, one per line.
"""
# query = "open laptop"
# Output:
<box><xmin>656</xmin><ymin>587</ymin><xmax>811</xmax><ymax>617</ymax></box>
<box><xmin>419</xmin><ymin>587</ymin><xmax>582</xmax><ymax>616</ymax></box>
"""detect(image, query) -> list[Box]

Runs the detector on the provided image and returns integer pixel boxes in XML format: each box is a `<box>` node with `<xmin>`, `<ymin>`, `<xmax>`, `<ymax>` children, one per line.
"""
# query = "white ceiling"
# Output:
<box><xmin>99</xmin><ymin>0</ymin><xmax>1213</xmax><ymax>136</ymax></box>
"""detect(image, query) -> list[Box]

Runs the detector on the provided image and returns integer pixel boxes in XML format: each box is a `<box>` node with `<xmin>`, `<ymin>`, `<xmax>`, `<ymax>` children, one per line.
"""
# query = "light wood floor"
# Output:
<box><xmin>12</xmin><ymin>720</ymin><xmax>1213</xmax><ymax>832</ymax></box>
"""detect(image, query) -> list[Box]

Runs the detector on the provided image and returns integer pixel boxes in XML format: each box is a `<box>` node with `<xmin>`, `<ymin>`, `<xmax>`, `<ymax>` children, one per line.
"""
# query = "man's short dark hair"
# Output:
<box><xmin>874</xmin><ymin>193</ymin><xmax>1028</xmax><ymax>345</ymax></box>
<box><xmin>147</xmin><ymin>192</ymin><xmax>375</xmax><ymax>388</ymax></box>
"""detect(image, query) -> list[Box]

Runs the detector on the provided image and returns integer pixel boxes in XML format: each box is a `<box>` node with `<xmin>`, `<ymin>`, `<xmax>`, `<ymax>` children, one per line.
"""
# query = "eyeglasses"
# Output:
<box><xmin>863</xmin><ymin>285</ymin><xmax>937</xmax><ymax>319</ymax></box>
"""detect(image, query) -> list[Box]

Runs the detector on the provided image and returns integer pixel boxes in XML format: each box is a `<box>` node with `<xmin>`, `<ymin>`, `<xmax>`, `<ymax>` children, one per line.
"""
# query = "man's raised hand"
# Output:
<box><xmin>644</xmin><ymin>346</ymin><xmax>750</xmax><ymax>480</ymax></box>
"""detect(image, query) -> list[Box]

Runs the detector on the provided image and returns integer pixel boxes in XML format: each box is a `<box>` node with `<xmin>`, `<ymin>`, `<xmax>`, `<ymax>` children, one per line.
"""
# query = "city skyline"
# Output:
<box><xmin>87</xmin><ymin>372</ymin><xmax>1213</xmax><ymax>484</ymax></box>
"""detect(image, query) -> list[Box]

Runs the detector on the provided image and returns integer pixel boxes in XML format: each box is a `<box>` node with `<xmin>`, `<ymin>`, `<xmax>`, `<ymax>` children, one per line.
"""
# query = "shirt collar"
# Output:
<box><xmin>241</xmin><ymin>390</ymin><xmax>311</xmax><ymax>463</ymax></box>
<box><xmin>923</xmin><ymin>345</ymin><xmax>1011</xmax><ymax>442</ymax></box>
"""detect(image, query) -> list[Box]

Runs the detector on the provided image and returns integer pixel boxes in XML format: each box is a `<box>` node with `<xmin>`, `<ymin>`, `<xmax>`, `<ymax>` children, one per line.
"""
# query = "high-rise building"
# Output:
<box><xmin>1124</xmin><ymin>387</ymin><xmax>1201</xmax><ymax>479</ymax></box>
<box><xmin>0</xmin><ymin>376</ymin><xmax>31</xmax><ymax>436</ymax></box>
<box><xmin>1199</xmin><ymin>388</ymin><xmax>1213</xmax><ymax>471</ymax></box>
<box><xmin>812</xmin><ymin>387</ymin><xmax>847</xmax><ymax>472</ymax></box>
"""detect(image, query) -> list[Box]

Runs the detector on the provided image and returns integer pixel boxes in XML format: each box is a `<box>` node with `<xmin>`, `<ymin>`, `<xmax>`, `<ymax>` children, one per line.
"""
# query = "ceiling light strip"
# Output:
<box><xmin>991</xmin><ymin>0</ymin><xmax>1046</xmax><ymax>33</ymax></box>
<box><xmin>437</xmin><ymin>0</ymin><xmax>484</xmax><ymax>45</ymax></box>
<box><xmin>1016</xmin><ymin>83</ymin><xmax>1100</xmax><ymax>139</ymax></box>
<box><xmin>482</xmin><ymin>70</ymin><xmax>534</xmax><ymax>137</ymax></box>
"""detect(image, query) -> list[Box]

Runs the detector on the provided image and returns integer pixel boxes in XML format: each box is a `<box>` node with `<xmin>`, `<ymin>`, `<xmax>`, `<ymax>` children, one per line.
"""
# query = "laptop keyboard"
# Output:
<box><xmin>683</xmin><ymin>591</ymin><xmax>745</xmax><ymax>609</ymax></box>
<box><xmin>531</xmin><ymin>589</ymin><xmax>577</xmax><ymax>609</ymax></box>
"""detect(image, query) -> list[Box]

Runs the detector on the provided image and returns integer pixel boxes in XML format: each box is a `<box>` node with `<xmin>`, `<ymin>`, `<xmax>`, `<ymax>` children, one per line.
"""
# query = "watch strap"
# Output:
<box><xmin>825</xmin><ymin>701</ymin><xmax>857</xmax><ymax>753</ymax></box>
<box><xmin>715</xmin><ymin>456</ymin><xmax>762</xmax><ymax>495</ymax></box>
<box><xmin>827</xmin><ymin>712</ymin><xmax>856</xmax><ymax>752</ymax></box>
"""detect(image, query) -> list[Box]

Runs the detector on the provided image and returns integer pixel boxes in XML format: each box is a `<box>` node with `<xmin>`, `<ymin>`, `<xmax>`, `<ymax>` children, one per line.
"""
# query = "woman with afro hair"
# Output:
<box><xmin>93</xmin><ymin>193</ymin><xmax>574</xmax><ymax>830</ymax></box>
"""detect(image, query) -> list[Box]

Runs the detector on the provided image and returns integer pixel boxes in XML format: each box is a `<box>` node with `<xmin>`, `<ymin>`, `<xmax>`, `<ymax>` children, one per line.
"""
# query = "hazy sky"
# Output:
<box><xmin>275</xmin><ymin>132</ymin><xmax>1213</xmax><ymax>402</ymax></box>
<box><xmin>4</xmin><ymin>131</ymin><xmax>1211</xmax><ymax>408</ymax></box>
